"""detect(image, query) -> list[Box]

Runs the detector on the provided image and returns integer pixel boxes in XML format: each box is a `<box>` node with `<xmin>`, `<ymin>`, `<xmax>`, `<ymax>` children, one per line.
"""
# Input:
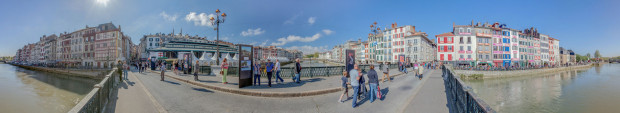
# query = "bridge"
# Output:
<box><xmin>68</xmin><ymin>63</ymin><xmax>494</xmax><ymax>113</ymax></box>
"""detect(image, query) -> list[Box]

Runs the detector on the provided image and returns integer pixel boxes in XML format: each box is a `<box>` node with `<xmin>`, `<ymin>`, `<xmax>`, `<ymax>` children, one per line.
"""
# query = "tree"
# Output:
<box><xmin>586</xmin><ymin>53</ymin><xmax>591</xmax><ymax>59</ymax></box>
<box><xmin>594</xmin><ymin>50</ymin><xmax>601</xmax><ymax>59</ymax></box>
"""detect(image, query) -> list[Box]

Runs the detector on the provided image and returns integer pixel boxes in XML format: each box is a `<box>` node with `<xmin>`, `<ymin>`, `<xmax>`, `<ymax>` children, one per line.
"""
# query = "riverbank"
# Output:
<box><xmin>10</xmin><ymin>64</ymin><xmax>111</xmax><ymax>79</ymax></box>
<box><xmin>455</xmin><ymin>64</ymin><xmax>593</xmax><ymax>79</ymax></box>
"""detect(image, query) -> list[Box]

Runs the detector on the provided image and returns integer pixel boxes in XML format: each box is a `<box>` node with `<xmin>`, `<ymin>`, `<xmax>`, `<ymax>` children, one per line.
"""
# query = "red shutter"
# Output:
<box><xmin>444</xmin><ymin>37</ymin><xmax>447</xmax><ymax>43</ymax></box>
<box><xmin>448</xmin><ymin>54</ymin><xmax>452</xmax><ymax>60</ymax></box>
<box><xmin>440</xmin><ymin>54</ymin><xmax>444</xmax><ymax>60</ymax></box>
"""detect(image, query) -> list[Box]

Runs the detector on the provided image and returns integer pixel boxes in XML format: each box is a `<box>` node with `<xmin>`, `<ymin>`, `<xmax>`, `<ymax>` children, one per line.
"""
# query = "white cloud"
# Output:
<box><xmin>185</xmin><ymin>12</ymin><xmax>215</xmax><ymax>27</ymax></box>
<box><xmin>260</xmin><ymin>40</ymin><xmax>269</xmax><ymax>46</ymax></box>
<box><xmin>160</xmin><ymin>11</ymin><xmax>178</xmax><ymax>21</ymax></box>
<box><xmin>322</xmin><ymin>29</ymin><xmax>333</xmax><ymax>35</ymax></box>
<box><xmin>308</xmin><ymin>17</ymin><xmax>316</xmax><ymax>25</ymax></box>
<box><xmin>271</xmin><ymin>33</ymin><xmax>321</xmax><ymax>46</ymax></box>
<box><xmin>286</xmin><ymin>45</ymin><xmax>328</xmax><ymax>55</ymax></box>
<box><xmin>284</xmin><ymin>13</ymin><xmax>301</xmax><ymax>24</ymax></box>
<box><xmin>241</xmin><ymin>28</ymin><xmax>265</xmax><ymax>37</ymax></box>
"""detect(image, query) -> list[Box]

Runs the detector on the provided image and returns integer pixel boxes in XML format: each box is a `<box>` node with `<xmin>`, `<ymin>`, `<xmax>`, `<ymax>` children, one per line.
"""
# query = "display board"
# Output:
<box><xmin>345</xmin><ymin>49</ymin><xmax>355</xmax><ymax>77</ymax></box>
<box><xmin>238</xmin><ymin>44</ymin><xmax>253</xmax><ymax>88</ymax></box>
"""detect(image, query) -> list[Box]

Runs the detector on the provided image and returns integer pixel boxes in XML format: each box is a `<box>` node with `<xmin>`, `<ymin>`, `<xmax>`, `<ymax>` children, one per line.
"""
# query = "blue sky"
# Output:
<box><xmin>1</xmin><ymin>0</ymin><xmax>619</xmax><ymax>57</ymax></box>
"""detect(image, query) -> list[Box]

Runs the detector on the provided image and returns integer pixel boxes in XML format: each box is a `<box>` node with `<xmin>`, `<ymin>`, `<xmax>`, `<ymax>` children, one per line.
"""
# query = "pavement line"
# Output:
<box><xmin>130</xmin><ymin>71</ymin><xmax>168</xmax><ymax>113</ymax></box>
<box><xmin>398</xmin><ymin>69</ymin><xmax>436</xmax><ymax>113</ymax></box>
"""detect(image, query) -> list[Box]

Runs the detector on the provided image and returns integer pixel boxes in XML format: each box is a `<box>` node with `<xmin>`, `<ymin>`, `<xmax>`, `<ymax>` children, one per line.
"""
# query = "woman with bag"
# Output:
<box><xmin>221</xmin><ymin>58</ymin><xmax>229</xmax><ymax>84</ymax></box>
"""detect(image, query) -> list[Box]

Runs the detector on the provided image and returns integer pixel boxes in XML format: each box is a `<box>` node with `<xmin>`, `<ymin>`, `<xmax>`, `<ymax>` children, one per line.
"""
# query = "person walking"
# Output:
<box><xmin>349</xmin><ymin>64</ymin><xmax>361</xmax><ymax>108</ymax></box>
<box><xmin>254</xmin><ymin>61</ymin><xmax>261</xmax><ymax>86</ymax></box>
<box><xmin>117</xmin><ymin>60</ymin><xmax>123</xmax><ymax>81</ymax></box>
<box><xmin>266</xmin><ymin>59</ymin><xmax>274</xmax><ymax>87</ymax></box>
<box><xmin>293</xmin><ymin>58</ymin><xmax>302</xmax><ymax>83</ymax></box>
<box><xmin>367</xmin><ymin>65</ymin><xmax>380</xmax><ymax>102</ymax></box>
<box><xmin>414</xmin><ymin>61</ymin><xmax>419</xmax><ymax>77</ymax></box>
<box><xmin>221</xmin><ymin>58</ymin><xmax>229</xmax><ymax>84</ymax></box>
<box><xmin>194</xmin><ymin>61</ymin><xmax>199</xmax><ymax>81</ymax></box>
<box><xmin>123</xmin><ymin>61</ymin><xmax>129</xmax><ymax>80</ymax></box>
<box><xmin>382</xmin><ymin>63</ymin><xmax>390</xmax><ymax>83</ymax></box>
<box><xmin>172</xmin><ymin>61</ymin><xmax>177</xmax><ymax>75</ymax></box>
<box><xmin>339</xmin><ymin>71</ymin><xmax>349</xmax><ymax>103</ymax></box>
<box><xmin>275</xmin><ymin>59</ymin><xmax>284</xmax><ymax>84</ymax></box>
<box><xmin>418</xmin><ymin>62</ymin><xmax>424</xmax><ymax>80</ymax></box>
<box><xmin>160</xmin><ymin>62</ymin><xmax>166</xmax><ymax>81</ymax></box>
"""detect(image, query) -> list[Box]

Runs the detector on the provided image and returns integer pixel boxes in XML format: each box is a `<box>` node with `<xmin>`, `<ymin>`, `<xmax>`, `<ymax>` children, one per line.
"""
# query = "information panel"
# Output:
<box><xmin>238</xmin><ymin>44</ymin><xmax>253</xmax><ymax>88</ymax></box>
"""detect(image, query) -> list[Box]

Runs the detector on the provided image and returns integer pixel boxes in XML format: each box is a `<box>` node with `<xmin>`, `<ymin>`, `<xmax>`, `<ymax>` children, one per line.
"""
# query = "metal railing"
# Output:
<box><xmin>443</xmin><ymin>65</ymin><xmax>495</xmax><ymax>113</ymax></box>
<box><xmin>68</xmin><ymin>68</ymin><xmax>119</xmax><ymax>113</ymax></box>
<box><xmin>215</xmin><ymin>64</ymin><xmax>395</xmax><ymax>78</ymax></box>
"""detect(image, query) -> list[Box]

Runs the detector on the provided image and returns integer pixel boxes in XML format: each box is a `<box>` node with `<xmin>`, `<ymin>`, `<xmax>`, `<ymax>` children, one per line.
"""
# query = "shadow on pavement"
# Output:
<box><xmin>163</xmin><ymin>80</ymin><xmax>181</xmax><ymax>85</ymax></box>
<box><xmin>243</xmin><ymin>78</ymin><xmax>324</xmax><ymax>89</ymax></box>
<box><xmin>192</xmin><ymin>87</ymin><xmax>214</xmax><ymax>93</ymax></box>
<box><xmin>380</xmin><ymin>87</ymin><xmax>389</xmax><ymax>101</ymax></box>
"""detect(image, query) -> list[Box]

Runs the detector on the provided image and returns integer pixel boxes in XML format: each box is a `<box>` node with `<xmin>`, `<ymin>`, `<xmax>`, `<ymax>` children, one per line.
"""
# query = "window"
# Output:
<box><xmin>448</xmin><ymin>46</ymin><xmax>452</xmax><ymax>51</ymax></box>
<box><xmin>467</xmin><ymin>28</ymin><xmax>471</xmax><ymax>33</ymax></box>
<box><xmin>467</xmin><ymin>46</ymin><xmax>471</xmax><ymax>51</ymax></box>
<box><xmin>149</xmin><ymin>43</ymin><xmax>152</xmax><ymax>46</ymax></box>
<box><xmin>460</xmin><ymin>46</ymin><xmax>464</xmax><ymax>51</ymax></box>
<box><xmin>149</xmin><ymin>38</ymin><xmax>153</xmax><ymax>41</ymax></box>
<box><xmin>467</xmin><ymin>37</ymin><xmax>471</xmax><ymax>43</ymax></box>
<box><xmin>460</xmin><ymin>55</ymin><xmax>464</xmax><ymax>59</ymax></box>
<box><xmin>468</xmin><ymin>55</ymin><xmax>471</xmax><ymax>59</ymax></box>
<box><xmin>460</xmin><ymin>37</ymin><xmax>464</xmax><ymax>43</ymax></box>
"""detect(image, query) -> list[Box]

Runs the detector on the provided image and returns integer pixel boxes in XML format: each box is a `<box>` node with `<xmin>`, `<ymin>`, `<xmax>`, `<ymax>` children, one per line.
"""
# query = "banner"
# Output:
<box><xmin>346</xmin><ymin>49</ymin><xmax>355</xmax><ymax>77</ymax></box>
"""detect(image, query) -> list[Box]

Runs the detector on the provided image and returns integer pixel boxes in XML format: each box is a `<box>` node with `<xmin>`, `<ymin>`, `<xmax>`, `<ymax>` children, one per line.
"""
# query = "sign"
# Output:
<box><xmin>238</xmin><ymin>44</ymin><xmax>253</xmax><ymax>88</ymax></box>
<box><xmin>493</xmin><ymin>51</ymin><xmax>502</xmax><ymax>54</ymax></box>
<box><xmin>459</xmin><ymin>32</ymin><xmax>471</xmax><ymax>35</ymax></box>
<box><xmin>466</xmin><ymin>51</ymin><xmax>473</xmax><ymax>54</ymax></box>
<box><xmin>476</xmin><ymin>33</ymin><xmax>492</xmax><ymax>37</ymax></box>
<box><xmin>345</xmin><ymin>49</ymin><xmax>355</xmax><ymax>77</ymax></box>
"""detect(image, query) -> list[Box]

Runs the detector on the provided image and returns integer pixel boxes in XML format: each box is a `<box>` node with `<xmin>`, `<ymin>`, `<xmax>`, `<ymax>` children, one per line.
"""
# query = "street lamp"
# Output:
<box><xmin>211</xmin><ymin>9</ymin><xmax>227</xmax><ymax>65</ymax></box>
<box><xmin>370</xmin><ymin>22</ymin><xmax>380</xmax><ymax>64</ymax></box>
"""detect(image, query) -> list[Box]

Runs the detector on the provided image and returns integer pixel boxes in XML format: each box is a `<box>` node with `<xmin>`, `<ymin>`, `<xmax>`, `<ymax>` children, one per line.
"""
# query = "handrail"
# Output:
<box><xmin>443</xmin><ymin>64</ymin><xmax>495</xmax><ymax>113</ymax></box>
<box><xmin>68</xmin><ymin>68</ymin><xmax>118</xmax><ymax>113</ymax></box>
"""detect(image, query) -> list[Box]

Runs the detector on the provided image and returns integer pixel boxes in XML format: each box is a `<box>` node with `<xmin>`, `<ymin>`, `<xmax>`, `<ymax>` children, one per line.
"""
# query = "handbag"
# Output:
<box><xmin>377</xmin><ymin>86</ymin><xmax>382</xmax><ymax>99</ymax></box>
<box><xmin>219</xmin><ymin>70</ymin><xmax>223</xmax><ymax>75</ymax></box>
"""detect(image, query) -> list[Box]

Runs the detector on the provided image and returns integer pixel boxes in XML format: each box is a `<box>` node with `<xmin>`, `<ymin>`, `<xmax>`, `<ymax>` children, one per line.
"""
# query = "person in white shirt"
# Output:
<box><xmin>274</xmin><ymin>59</ymin><xmax>284</xmax><ymax>83</ymax></box>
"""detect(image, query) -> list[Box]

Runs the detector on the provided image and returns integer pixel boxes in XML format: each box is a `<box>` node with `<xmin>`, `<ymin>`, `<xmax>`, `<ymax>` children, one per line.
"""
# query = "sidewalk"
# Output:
<box><xmin>148</xmin><ymin>67</ymin><xmax>413</xmax><ymax>97</ymax></box>
<box><xmin>401</xmin><ymin>69</ymin><xmax>450</xmax><ymax>113</ymax></box>
<box><xmin>105</xmin><ymin>69</ymin><xmax>167</xmax><ymax>113</ymax></box>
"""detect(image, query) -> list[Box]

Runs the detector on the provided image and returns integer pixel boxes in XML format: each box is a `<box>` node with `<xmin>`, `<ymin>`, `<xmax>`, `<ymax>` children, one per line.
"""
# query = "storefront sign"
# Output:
<box><xmin>476</xmin><ymin>33</ymin><xmax>492</xmax><ymax>37</ymax></box>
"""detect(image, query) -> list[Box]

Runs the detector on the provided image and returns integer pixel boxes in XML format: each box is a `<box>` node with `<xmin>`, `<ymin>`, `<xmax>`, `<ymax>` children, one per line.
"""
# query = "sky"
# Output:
<box><xmin>1</xmin><ymin>0</ymin><xmax>619</xmax><ymax>57</ymax></box>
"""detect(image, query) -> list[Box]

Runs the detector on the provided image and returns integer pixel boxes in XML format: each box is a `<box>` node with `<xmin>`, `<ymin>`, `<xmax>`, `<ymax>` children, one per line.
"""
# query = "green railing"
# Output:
<box><xmin>68</xmin><ymin>68</ymin><xmax>119</xmax><ymax>113</ymax></box>
<box><xmin>443</xmin><ymin>65</ymin><xmax>495</xmax><ymax>113</ymax></box>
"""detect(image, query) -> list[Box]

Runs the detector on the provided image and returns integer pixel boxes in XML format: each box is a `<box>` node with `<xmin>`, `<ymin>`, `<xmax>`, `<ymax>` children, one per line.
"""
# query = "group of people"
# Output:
<box><xmin>252</xmin><ymin>58</ymin><xmax>302</xmax><ymax>87</ymax></box>
<box><xmin>339</xmin><ymin>64</ymin><xmax>382</xmax><ymax>108</ymax></box>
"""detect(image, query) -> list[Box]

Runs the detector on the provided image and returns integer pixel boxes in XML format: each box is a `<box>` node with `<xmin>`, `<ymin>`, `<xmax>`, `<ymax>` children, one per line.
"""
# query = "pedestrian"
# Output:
<box><xmin>349</xmin><ymin>64</ymin><xmax>361</xmax><ymax>108</ymax></box>
<box><xmin>123</xmin><ymin>61</ymin><xmax>129</xmax><ymax>80</ymax></box>
<box><xmin>117</xmin><ymin>60</ymin><xmax>123</xmax><ymax>81</ymax></box>
<box><xmin>339</xmin><ymin>71</ymin><xmax>349</xmax><ymax>103</ymax></box>
<box><xmin>293</xmin><ymin>58</ymin><xmax>302</xmax><ymax>83</ymax></box>
<box><xmin>403</xmin><ymin>61</ymin><xmax>408</xmax><ymax>74</ymax></box>
<box><xmin>266</xmin><ymin>59</ymin><xmax>274</xmax><ymax>87</ymax></box>
<box><xmin>172</xmin><ymin>61</ymin><xmax>177</xmax><ymax>75</ymax></box>
<box><xmin>254</xmin><ymin>61</ymin><xmax>261</xmax><ymax>86</ymax></box>
<box><xmin>418</xmin><ymin>62</ymin><xmax>424</xmax><ymax>80</ymax></box>
<box><xmin>414</xmin><ymin>61</ymin><xmax>419</xmax><ymax>77</ymax></box>
<box><xmin>194</xmin><ymin>60</ymin><xmax>199</xmax><ymax>81</ymax></box>
<box><xmin>275</xmin><ymin>59</ymin><xmax>284</xmax><ymax>83</ymax></box>
<box><xmin>221</xmin><ymin>58</ymin><xmax>229</xmax><ymax>84</ymax></box>
<box><xmin>382</xmin><ymin>62</ymin><xmax>390</xmax><ymax>83</ymax></box>
<box><xmin>367</xmin><ymin>65</ymin><xmax>380</xmax><ymax>102</ymax></box>
<box><xmin>160</xmin><ymin>62</ymin><xmax>165</xmax><ymax>81</ymax></box>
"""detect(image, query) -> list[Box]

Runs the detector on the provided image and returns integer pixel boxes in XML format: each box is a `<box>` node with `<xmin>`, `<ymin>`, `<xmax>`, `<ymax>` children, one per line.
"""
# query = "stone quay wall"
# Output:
<box><xmin>454</xmin><ymin>64</ymin><xmax>593</xmax><ymax>79</ymax></box>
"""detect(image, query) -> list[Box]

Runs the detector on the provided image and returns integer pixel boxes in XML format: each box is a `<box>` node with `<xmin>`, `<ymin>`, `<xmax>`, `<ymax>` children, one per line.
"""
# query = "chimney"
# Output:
<box><xmin>471</xmin><ymin>20</ymin><xmax>474</xmax><ymax>26</ymax></box>
<box><xmin>412</xmin><ymin>26</ymin><xmax>416</xmax><ymax>32</ymax></box>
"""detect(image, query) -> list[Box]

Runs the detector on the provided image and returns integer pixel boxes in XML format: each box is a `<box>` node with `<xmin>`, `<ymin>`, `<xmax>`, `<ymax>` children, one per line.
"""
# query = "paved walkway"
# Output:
<box><xmin>402</xmin><ymin>69</ymin><xmax>450</xmax><ymax>113</ymax></box>
<box><xmin>105</xmin><ymin>68</ymin><xmax>166</xmax><ymax>113</ymax></box>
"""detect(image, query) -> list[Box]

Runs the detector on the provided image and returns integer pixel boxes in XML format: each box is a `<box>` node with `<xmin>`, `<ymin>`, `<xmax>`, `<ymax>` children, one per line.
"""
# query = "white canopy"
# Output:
<box><xmin>232</xmin><ymin>54</ymin><xmax>238</xmax><ymax>61</ymax></box>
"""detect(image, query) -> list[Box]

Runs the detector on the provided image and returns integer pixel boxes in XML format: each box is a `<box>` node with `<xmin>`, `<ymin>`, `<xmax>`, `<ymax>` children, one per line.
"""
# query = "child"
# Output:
<box><xmin>339</xmin><ymin>71</ymin><xmax>349</xmax><ymax>103</ymax></box>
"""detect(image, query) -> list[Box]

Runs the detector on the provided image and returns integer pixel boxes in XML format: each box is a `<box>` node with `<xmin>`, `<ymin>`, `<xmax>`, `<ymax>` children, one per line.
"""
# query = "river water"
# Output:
<box><xmin>463</xmin><ymin>63</ymin><xmax>620</xmax><ymax>113</ymax></box>
<box><xmin>0</xmin><ymin>64</ymin><xmax>98</xmax><ymax>113</ymax></box>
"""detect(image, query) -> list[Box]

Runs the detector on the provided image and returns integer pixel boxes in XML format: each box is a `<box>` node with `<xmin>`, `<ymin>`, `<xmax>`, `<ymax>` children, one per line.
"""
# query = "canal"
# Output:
<box><xmin>463</xmin><ymin>63</ymin><xmax>620</xmax><ymax>113</ymax></box>
<box><xmin>0</xmin><ymin>64</ymin><xmax>98</xmax><ymax>113</ymax></box>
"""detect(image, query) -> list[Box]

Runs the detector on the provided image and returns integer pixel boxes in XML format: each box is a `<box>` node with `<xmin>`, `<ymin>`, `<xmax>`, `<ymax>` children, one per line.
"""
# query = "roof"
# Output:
<box><xmin>435</xmin><ymin>32</ymin><xmax>454</xmax><ymax>37</ymax></box>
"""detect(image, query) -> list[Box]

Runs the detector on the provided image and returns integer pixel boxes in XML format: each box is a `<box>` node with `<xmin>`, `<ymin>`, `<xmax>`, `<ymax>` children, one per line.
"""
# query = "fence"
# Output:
<box><xmin>209</xmin><ymin>64</ymin><xmax>398</xmax><ymax>78</ymax></box>
<box><xmin>443</xmin><ymin>65</ymin><xmax>495</xmax><ymax>113</ymax></box>
<box><xmin>68</xmin><ymin>68</ymin><xmax>119</xmax><ymax>113</ymax></box>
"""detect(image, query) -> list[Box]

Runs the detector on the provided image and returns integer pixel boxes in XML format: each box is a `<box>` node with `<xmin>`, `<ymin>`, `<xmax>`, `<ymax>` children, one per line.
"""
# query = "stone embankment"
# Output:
<box><xmin>12</xmin><ymin>64</ymin><xmax>110</xmax><ymax>79</ymax></box>
<box><xmin>455</xmin><ymin>64</ymin><xmax>593</xmax><ymax>79</ymax></box>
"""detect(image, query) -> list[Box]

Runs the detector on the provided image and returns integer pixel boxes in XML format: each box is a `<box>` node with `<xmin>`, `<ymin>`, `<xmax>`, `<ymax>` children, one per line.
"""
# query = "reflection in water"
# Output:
<box><xmin>282</xmin><ymin>60</ymin><xmax>341</xmax><ymax>67</ymax></box>
<box><xmin>0</xmin><ymin>64</ymin><xmax>98</xmax><ymax>113</ymax></box>
<box><xmin>463</xmin><ymin>64</ymin><xmax>620</xmax><ymax>113</ymax></box>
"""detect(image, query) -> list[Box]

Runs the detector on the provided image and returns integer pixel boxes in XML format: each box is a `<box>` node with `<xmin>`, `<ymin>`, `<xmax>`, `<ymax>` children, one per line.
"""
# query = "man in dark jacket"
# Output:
<box><xmin>293</xmin><ymin>58</ymin><xmax>302</xmax><ymax>83</ymax></box>
<box><xmin>367</xmin><ymin>65</ymin><xmax>380</xmax><ymax>102</ymax></box>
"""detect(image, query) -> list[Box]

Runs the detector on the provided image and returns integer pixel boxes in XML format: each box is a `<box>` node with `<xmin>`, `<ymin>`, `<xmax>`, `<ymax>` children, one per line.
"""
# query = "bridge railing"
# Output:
<box><xmin>443</xmin><ymin>65</ymin><xmax>495</xmax><ymax>113</ymax></box>
<box><xmin>68</xmin><ymin>68</ymin><xmax>119</xmax><ymax>113</ymax></box>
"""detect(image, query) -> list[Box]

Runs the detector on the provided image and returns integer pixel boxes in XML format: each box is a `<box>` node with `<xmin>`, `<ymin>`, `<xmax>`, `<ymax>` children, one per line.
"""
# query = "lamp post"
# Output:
<box><xmin>370</xmin><ymin>22</ymin><xmax>380</xmax><ymax>64</ymax></box>
<box><xmin>210</xmin><ymin>9</ymin><xmax>227</xmax><ymax>65</ymax></box>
